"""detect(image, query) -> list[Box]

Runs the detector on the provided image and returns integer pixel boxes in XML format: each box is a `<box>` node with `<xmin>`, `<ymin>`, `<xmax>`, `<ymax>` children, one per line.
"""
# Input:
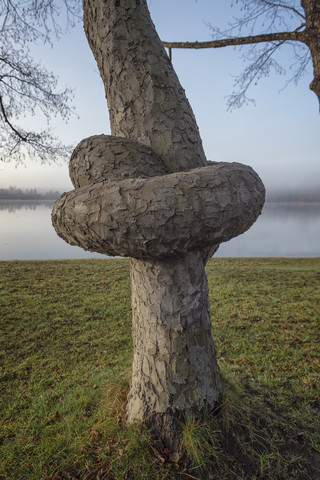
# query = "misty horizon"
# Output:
<box><xmin>1</xmin><ymin>185</ymin><xmax>320</xmax><ymax>203</ymax></box>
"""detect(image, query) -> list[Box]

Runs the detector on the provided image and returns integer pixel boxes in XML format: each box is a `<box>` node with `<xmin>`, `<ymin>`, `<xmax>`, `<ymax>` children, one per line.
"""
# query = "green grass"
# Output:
<box><xmin>0</xmin><ymin>258</ymin><xmax>319</xmax><ymax>479</ymax></box>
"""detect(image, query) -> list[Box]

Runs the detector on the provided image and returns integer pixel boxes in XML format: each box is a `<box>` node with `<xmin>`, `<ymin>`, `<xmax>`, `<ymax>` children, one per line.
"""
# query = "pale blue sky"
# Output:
<box><xmin>1</xmin><ymin>0</ymin><xmax>319</xmax><ymax>194</ymax></box>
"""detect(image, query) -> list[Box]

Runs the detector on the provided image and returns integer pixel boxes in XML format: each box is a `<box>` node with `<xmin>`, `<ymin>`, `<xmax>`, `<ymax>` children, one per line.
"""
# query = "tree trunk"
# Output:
<box><xmin>51</xmin><ymin>0</ymin><xmax>264</xmax><ymax>451</ymax></box>
<box><xmin>301</xmin><ymin>0</ymin><xmax>320</xmax><ymax>103</ymax></box>
<box><xmin>83</xmin><ymin>0</ymin><xmax>207</xmax><ymax>173</ymax></box>
<box><xmin>128</xmin><ymin>249</ymin><xmax>220</xmax><ymax>451</ymax></box>
<box><xmin>81</xmin><ymin>0</ymin><xmax>223</xmax><ymax>449</ymax></box>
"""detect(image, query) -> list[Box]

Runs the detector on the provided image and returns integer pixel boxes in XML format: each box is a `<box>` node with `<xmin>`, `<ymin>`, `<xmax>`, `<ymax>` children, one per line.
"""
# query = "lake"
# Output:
<box><xmin>0</xmin><ymin>200</ymin><xmax>319</xmax><ymax>260</ymax></box>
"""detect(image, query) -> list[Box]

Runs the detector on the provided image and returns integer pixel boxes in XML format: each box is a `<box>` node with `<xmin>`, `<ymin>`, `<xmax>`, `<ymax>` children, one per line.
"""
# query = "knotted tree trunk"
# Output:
<box><xmin>82</xmin><ymin>1</ymin><xmax>223</xmax><ymax>449</ymax></box>
<box><xmin>52</xmin><ymin>0</ymin><xmax>265</xmax><ymax>452</ymax></box>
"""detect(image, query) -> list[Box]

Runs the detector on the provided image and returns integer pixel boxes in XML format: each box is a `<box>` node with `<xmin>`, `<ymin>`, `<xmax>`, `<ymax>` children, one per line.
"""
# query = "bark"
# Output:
<box><xmin>301</xmin><ymin>0</ymin><xmax>320</xmax><ymax>102</ymax></box>
<box><xmin>69</xmin><ymin>135</ymin><xmax>167</xmax><ymax>188</ymax></box>
<box><xmin>52</xmin><ymin>0</ymin><xmax>265</xmax><ymax>451</ymax></box>
<box><xmin>128</xmin><ymin>251</ymin><xmax>220</xmax><ymax>452</ymax></box>
<box><xmin>53</xmin><ymin>158</ymin><xmax>265</xmax><ymax>259</ymax></box>
<box><xmin>82</xmin><ymin>0</ymin><xmax>207</xmax><ymax>173</ymax></box>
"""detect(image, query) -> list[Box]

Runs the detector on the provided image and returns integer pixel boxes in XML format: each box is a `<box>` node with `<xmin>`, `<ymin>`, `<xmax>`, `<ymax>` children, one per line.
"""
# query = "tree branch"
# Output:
<box><xmin>0</xmin><ymin>94</ymin><xmax>27</xmax><ymax>141</ymax></box>
<box><xmin>259</xmin><ymin>1</ymin><xmax>306</xmax><ymax>20</ymax></box>
<box><xmin>163</xmin><ymin>29</ymin><xmax>306</xmax><ymax>51</ymax></box>
<box><xmin>226</xmin><ymin>40</ymin><xmax>287</xmax><ymax>109</ymax></box>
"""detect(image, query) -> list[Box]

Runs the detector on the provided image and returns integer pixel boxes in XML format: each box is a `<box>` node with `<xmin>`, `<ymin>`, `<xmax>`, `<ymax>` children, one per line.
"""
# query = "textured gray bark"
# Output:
<box><xmin>53</xmin><ymin>155</ymin><xmax>264</xmax><ymax>259</ymax></box>
<box><xmin>82</xmin><ymin>0</ymin><xmax>207</xmax><ymax>172</ymax></box>
<box><xmin>52</xmin><ymin>0</ymin><xmax>265</xmax><ymax>451</ymax></box>
<box><xmin>69</xmin><ymin>135</ymin><xmax>167</xmax><ymax>188</ymax></box>
<box><xmin>301</xmin><ymin>0</ymin><xmax>320</xmax><ymax>102</ymax></box>
<box><xmin>128</xmin><ymin>251</ymin><xmax>220</xmax><ymax>423</ymax></box>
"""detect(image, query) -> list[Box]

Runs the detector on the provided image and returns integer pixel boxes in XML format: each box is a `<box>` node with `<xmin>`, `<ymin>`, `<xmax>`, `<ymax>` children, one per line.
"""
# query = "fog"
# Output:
<box><xmin>0</xmin><ymin>0</ymin><xmax>319</xmax><ymax>197</ymax></box>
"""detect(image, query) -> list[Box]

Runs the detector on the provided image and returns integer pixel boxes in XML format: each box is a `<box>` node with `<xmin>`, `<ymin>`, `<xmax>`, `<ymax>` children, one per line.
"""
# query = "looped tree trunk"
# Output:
<box><xmin>52</xmin><ymin>0</ymin><xmax>265</xmax><ymax>452</ymax></box>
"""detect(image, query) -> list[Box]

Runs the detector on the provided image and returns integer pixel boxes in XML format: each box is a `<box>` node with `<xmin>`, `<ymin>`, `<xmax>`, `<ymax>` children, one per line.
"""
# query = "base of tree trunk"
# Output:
<box><xmin>127</xmin><ymin>249</ymin><xmax>221</xmax><ymax>451</ymax></box>
<box><xmin>145</xmin><ymin>408</ymin><xmax>185</xmax><ymax>452</ymax></box>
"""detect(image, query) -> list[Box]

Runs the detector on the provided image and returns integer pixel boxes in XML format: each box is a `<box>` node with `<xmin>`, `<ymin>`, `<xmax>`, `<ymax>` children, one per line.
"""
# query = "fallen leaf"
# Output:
<box><xmin>153</xmin><ymin>448</ymin><xmax>166</xmax><ymax>464</ymax></box>
<box><xmin>107</xmin><ymin>388</ymin><xmax>115</xmax><ymax>397</ymax></box>
<box><xmin>117</xmin><ymin>411</ymin><xmax>127</xmax><ymax>426</ymax></box>
<box><xmin>91</xmin><ymin>430</ymin><xmax>99</xmax><ymax>440</ymax></box>
<box><xmin>169</xmin><ymin>452</ymin><xmax>180</xmax><ymax>463</ymax></box>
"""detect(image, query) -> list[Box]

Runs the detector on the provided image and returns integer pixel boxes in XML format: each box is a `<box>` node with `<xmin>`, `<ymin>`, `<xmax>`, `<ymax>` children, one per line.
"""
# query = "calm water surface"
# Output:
<box><xmin>0</xmin><ymin>201</ymin><xmax>319</xmax><ymax>260</ymax></box>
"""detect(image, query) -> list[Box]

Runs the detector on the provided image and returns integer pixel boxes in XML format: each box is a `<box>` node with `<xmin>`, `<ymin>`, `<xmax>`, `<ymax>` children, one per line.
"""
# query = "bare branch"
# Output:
<box><xmin>259</xmin><ymin>0</ymin><xmax>306</xmax><ymax>20</ymax></box>
<box><xmin>0</xmin><ymin>0</ymin><xmax>81</xmax><ymax>164</ymax></box>
<box><xmin>163</xmin><ymin>0</ymin><xmax>320</xmax><ymax>106</ymax></box>
<box><xmin>163</xmin><ymin>29</ymin><xmax>305</xmax><ymax>51</ymax></box>
<box><xmin>0</xmin><ymin>93</ymin><xmax>27</xmax><ymax>141</ymax></box>
<box><xmin>226</xmin><ymin>40</ymin><xmax>287</xmax><ymax>109</ymax></box>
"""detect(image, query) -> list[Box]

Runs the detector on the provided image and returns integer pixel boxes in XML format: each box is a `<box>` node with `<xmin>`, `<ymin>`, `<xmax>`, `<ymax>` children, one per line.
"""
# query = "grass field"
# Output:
<box><xmin>0</xmin><ymin>258</ymin><xmax>319</xmax><ymax>479</ymax></box>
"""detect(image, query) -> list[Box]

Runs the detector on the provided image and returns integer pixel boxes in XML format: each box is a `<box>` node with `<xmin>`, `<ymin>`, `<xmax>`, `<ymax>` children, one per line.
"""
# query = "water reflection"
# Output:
<box><xmin>217</xmin><ymin>202</ymin><xmax>320</xmax><ymax>258</ymax></box>
<box><xmin>0</xmin><ymin>201</ymin><xmax>105</xmax><ymax>261</ymax></box>
<box><xmin>0</xmin><ymin>201</ymin><xmax>319</xmax><ymax>260</ymax></box>
<box><xmin>0</xmin><ymin>200</ymin><xmax>55</xmax><ymax>212</ymax></box>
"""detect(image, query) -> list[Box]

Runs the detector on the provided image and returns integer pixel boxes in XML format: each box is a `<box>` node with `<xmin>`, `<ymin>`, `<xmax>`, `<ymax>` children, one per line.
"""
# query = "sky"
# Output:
<box><xmin>1</xmin><ymin>0</ymin><xmax>319</xmax><ymax>195</ymax></box>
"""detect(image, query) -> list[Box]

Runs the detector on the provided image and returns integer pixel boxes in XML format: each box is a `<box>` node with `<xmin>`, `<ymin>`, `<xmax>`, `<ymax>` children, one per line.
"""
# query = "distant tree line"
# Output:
<box><xmin>1</xmin><ymin>186</ymin><xmax>319</xmax><ymax>203</ymax></box>
<box><xmin>267</xmin><ymin>188</ymin><xmax>320</xmax><ymax>203</ymax></box>
<box><xmin>0</xmin><ymin>186</ymin><xmax>60</xmax><ymax>200</ymax></box>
